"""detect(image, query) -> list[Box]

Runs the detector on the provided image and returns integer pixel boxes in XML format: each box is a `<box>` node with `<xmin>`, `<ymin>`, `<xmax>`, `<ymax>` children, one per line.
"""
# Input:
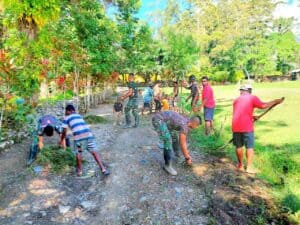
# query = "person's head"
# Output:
<box><xmin>128</xmin><ymin>73</ymin><xmax>135</xmax><ymax>82</ymax></box>
<box><xmin>138</xmin><ymin>89</ymin><xmax>142</xmax><ymax>95</ymax></box>
<box><xmin>239</xmin><ymin>84</ymin><xmax>252</xmax><ymax>94</ymax></box>
<box><xmin>156</xmin><ymin>80</ymin><xmax>162</xmax><ymax>87</ymax></box>
<box><xmin>173</xmin><ymin>81</ymin><xmax>178</xmax><ymax>86</ymax></box>
<box><xmin>43</xmin><ymin>125</ymin><xmax>54</xmax><ymax>136</ymax></box>
<box><xmin>189</xmin><ymin>75</ymin><xmax>196</xmax><ymax>84</ymax></box>
<box><xmin>65</xmin><ymin>104</ymin><xmax>76</xmax><ymax>115</ymax></box>
<box><xmin>188</xmin><ymin>115</ymin><xmax>202</xmax><ymax>129</ymax></box>
<box><xmin>201</xmin><ymin>76</ymin><xmax>209</xmax><ymax>86</ymax></box>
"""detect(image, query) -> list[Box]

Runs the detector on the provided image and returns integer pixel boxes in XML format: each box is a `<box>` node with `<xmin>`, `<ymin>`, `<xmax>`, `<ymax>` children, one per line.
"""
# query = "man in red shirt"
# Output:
<box><xmin>199</xmin><ymin>76</ymin><xmax>215</xmax><ymax>135</ymax></box>
<box><xmin>232</xmin><ymin>84</ymin><xmax>284</xmax><ymax>173</ymax></box>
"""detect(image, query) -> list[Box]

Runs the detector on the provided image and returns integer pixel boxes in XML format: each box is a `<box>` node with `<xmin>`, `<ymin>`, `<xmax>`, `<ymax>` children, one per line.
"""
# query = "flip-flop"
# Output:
<box><xmin>245</xmin><ymin>167</ymin><xmax>258</xmax><ymax>174</ymax></box>
<box><xmin>102</xmin><ymin>169</ymin><xmax>110</xmax><ymax>176</ymax></box>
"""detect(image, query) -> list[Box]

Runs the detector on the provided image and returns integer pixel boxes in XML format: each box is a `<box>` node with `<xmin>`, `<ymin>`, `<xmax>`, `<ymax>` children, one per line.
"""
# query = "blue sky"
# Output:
<box><xmin>136</xmin><ymin>0</ymin><xmax>299</xmax><ymax>36</ymax></box>
<box><xmin>137</xmin><ymin>0</ymin><xmax>167</xmax><ymax>20</ymax></box>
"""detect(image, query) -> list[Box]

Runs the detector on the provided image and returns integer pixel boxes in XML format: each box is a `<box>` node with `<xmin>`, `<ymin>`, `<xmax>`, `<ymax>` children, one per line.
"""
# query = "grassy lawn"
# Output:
<box><xmin>164</xmin><ymin>80</ymin><xmax>300</xmax><ymax>223</ymax></box>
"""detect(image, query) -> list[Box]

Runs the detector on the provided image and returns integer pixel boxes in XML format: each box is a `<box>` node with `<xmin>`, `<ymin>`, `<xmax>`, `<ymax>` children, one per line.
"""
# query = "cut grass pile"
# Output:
<box><xmin>34</xmin><ymin>145</ymin><xmax>76</xmax><ymax>174</ymax></box>
<box><xmin>84</xmin><ymin>115</ymin><xmax>107</xmax><ymax>124</ymax></box>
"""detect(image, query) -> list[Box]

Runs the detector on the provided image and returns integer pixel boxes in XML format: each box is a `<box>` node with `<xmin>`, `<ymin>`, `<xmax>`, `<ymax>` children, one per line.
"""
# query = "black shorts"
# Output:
<box><xmin>144</xmin><ymin>102</ymin><xmax>151</xmax><ymax>108</ymax></box>
<box><xmin>233</xmin><ymin>132</ymin><xmax>254</xmax><ymax>149</ymax></box>
<box><xmin>154</xmin><ymin>99</ymin><xmax>162</xmax><ymax>110</ymax></box>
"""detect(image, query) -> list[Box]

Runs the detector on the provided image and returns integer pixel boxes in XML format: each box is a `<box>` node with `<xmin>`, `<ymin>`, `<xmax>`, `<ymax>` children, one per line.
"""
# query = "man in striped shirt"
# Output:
<box><xmin>61</xmin><ymin>105</ymin><xmax>109</xmax><ymax>176</ymax></box>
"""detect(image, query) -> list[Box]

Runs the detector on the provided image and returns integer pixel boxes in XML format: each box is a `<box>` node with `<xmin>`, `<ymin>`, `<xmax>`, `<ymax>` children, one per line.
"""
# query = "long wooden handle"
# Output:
<box><xmin>217</xmin><ymin>97</ymin><xmax>285</xmax><ymax>150</ymax></box>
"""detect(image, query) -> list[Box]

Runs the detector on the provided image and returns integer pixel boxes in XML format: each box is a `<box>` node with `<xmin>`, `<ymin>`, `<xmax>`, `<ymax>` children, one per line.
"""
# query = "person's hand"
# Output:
<box><xmin>38</xmin><ymin>142</ymin><xmax>44</xmax><ymax>150</ymax></box>
<box><xmin>192</xmin><ymin>106</ymin><xmax>199</xmax><ymax>113</ymax></box>
<box><xmin>277</xmin><ymin>97</ymin><xmax>285</xmax><ymax>104</ymax></box>
<box><xmin>182</xmin><ymin>80</ymin><xmax>188</xmax><ymax>86</ymax></box>
<box><xmin>59</xmin><ymin>141</ymin><xmax>66</xmax><ymax>149</ymax></box>
<box><xmin>185</xmin><ymin>157</ymin><xmax>193</xmax><ymax>166</ymax></box>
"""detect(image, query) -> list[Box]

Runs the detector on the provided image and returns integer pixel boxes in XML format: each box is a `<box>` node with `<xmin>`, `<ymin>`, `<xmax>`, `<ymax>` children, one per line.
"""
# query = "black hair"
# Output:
<box><xmin>190</xmin><ymin>115</ymin><xmax>202</xmax><ymax>125</ymax></box>
<box><xmin>66</xmin><ymin>104</ymin><xmax>76</xmax><ymax>112</ymax></box>
<box><xmin>44</xmin><ymin>125</ymin><xmax>54</xmax><ymax>136</ymax></box>
<box><xmin>201</xmin><ymin>76</ymin><xmax>209</xmax><ymax>81</ymax></box>
<box><xmin>189</xmin><ymin>75</ymin><xmax>196</xmax><ymax>82</ymax></box>
<box><xmin>129</xmin><ymin>73</ymin><xmax>134</xmax><ymax>77</ymax></box>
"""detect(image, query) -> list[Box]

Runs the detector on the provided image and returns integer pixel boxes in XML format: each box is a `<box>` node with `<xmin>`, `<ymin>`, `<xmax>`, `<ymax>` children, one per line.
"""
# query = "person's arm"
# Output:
<box><xmin>191</xmin><ymin>89</ymin><xmax>199</xmax><ymax>108</ymax></box>
<box><xmin>38</xmin><ymin>136</ymin><xmax>44</xmax><ymax>150</ymax></box>
<box><xmin>179</xmin><ymin>133</ymin><xmax>192</xmax><ymax>165</ymax></box>
<box><xmin>197</xmin><ymin>98</ymin><xmax>206</xmax><ymax>112</ymax></box>
<box><xmin>261</xmin><ymin>98</ymin><xmax>284</xmax><ymax>109</ymax></box>
<box><xmin>60</xmin><ymin>128</ymin><xmax>67</xmax><ymax>149</ymax></box>
<box><xmin>121</xmin><ymin>88</ymin><xmax>133</xmax><ymax>100</ymax></box>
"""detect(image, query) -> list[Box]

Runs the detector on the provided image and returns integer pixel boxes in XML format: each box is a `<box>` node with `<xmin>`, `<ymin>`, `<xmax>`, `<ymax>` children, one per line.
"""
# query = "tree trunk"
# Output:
<box><xmin>74</xmin><ymin>67</ymin><xmax>80</xmax><ymax>112</ymax></box>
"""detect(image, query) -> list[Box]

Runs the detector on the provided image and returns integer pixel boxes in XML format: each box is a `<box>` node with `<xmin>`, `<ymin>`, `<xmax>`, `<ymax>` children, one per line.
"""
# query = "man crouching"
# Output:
<box><xmin>152</xmin><ymin>111</ymin><xmax>201</xmax><ymax>176</ymax></box>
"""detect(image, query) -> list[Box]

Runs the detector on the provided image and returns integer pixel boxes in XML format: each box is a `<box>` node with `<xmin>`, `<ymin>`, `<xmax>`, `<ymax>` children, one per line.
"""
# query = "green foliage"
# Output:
<box><xmin>161</xmin><ymin>30</ymin><xmax>199</xmax><ymax>80</ymax></box>
<box><xmin>34</xmin><ymin>146</ymin><xmax>76</xmax><ymax>173</ymax></box>
<box><xmin>158</xmin><ymin>0</ymin><xmax>300</xmax><ymax>80</ymax></box>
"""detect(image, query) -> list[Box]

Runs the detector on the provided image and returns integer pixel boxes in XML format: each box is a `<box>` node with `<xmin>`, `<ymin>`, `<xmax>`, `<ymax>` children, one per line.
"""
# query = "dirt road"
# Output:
<box><xmin>0</xmin><ymin>104</ymin><xmax>287</xmax><ymax>225</ymax></box>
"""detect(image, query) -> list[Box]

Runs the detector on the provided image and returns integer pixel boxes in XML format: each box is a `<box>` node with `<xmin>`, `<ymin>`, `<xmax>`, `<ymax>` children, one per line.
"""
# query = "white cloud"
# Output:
<box><xmin>273</xmin><ymin>1</ymin><xmax>300</xmax><ymax>35</ymax></box>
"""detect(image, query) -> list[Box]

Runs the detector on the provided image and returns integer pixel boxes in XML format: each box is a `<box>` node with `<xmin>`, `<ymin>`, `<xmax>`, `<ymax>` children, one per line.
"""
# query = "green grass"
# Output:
<box><xmin>34</xmin><ymin>146</ymin><xmax>76</xmax><ymax>173</ymax></box>
<box><xmin>84</xmin><ymin>115</ymin><xmax>108</xmax><ymax>124</ymax></box>
<box><xmin>167</xmin><ymin>81</ymin><xmax>300</xmax><ymax>222</ymax></box>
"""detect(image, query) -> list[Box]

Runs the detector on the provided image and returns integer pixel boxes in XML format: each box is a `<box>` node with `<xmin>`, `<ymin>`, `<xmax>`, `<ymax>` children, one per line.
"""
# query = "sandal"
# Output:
<box><xmin>102</xmin><ymin>169</ymin><xmax>110</xmax><ymax>176</ymax></box>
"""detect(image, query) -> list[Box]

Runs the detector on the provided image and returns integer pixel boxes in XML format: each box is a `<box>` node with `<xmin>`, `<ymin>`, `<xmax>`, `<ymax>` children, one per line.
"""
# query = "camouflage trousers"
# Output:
<box><xmin>152</xmin><ymin>117</ymin><xmax>180</xmax><ymax>164</ymax></box>
<box><xmin>125</xmin><ymin>98</ymin><xmax>139</xmax><ymax>126</ymax></box>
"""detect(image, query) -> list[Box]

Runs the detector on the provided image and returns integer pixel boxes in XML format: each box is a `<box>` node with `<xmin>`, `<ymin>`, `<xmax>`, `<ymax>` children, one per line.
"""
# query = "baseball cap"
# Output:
<box><xmin>239</xmin><ymin>84</ymin><xmax>252</xmax><ymax>91</ymax></box>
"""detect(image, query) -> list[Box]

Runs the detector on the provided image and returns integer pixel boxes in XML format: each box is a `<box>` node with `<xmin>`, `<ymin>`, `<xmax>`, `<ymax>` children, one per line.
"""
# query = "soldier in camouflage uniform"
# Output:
<box><xmin>121</xmin><ymin>73</ymin><xmax>139</xmax><ymax>128</ymax></box>
<box><xmin>152</xmin><ymin>111</ymin><xmax>201</xmax><ymax>176</ymax></box>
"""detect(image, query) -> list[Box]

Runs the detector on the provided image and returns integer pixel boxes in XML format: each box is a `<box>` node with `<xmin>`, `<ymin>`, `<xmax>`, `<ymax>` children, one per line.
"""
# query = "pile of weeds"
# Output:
<box><xmin>34</xmin><ymin>145</ymin><xmax>76</xmax><ymax>174</ymax></box>
<box><xmin>84</xmin><ymin>115</ymin><xmax>107</xmax><ymax>124</ymax></box>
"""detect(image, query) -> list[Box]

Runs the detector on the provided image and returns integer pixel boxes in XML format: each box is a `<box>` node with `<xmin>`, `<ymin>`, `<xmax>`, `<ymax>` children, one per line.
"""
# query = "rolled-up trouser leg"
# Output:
<box><xmin>125</xmin><ymin>100</ymin><xmax>132</xmax><ymax>125</ymax></box>
<box><xmin>164</xmin><ymin>148</ymin><xmax>172</xmax><ymax>165</ymax></box>
<box><xmin>171</xmin><ymin>131</ymin><xmax>180</xmax><ymax>157</ymax></box>
<box><xmin>152</xmin><ymin>118</ymin><xmax>173</xmax><ymax>165</ymax></box>
<box><xmin>132</xmin><ymin>99</ymin><xmax>139</xmax><ymax>127</ymax></box>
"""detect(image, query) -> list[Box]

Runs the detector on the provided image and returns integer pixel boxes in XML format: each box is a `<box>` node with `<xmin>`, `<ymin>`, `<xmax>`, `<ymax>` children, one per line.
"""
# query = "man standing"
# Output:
<box><xmin>61</xmin><ymin>105</ymin><xmax>109</xmax><ymax>176</ymax></box>
<box><xmin>232</xmin><ymin>84</ymin><xmax>284</xmax><ymax>174</ymax></box>
<box><xmin>142</xmin><ymin>82</ymin><xmax>154</xmax><ymax>115</ymax></box>
<box><xmin>121</xmin><ymin>73</ymin><xmax>139</xmax><ymax>128</ymax></box>
<box><xmin>185</xmin><ymin>75</ymin><xmax>199</xmax><ymax>111</ymax></box>
<box><xmin>152</xmin><ymin>111</ymin><xmax>201</xmax><ymax>176</ymax></box>
<box><xmin>199</xmin><ymin>76</ymin><xmax>215</xmax><ymax>135</ymax></box>
<box><xmin>153</xmin><ymin>80</ymin><xmax>162</xmax><ymax>112</ymax></box>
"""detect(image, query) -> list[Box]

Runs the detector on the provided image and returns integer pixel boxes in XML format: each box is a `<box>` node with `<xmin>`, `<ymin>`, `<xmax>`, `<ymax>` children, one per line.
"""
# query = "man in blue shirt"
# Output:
<box><xmin>142</xmin><ymin>82</ymin><xmax>154</xmax><ymax>115</ymax></box>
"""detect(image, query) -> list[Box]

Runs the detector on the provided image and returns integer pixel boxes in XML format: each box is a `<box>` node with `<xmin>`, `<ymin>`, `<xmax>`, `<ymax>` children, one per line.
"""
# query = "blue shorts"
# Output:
<box><xmin>204</xmin><ymin>107</ymin><xmax>214</xmax><ymax>121</ymax></box>
<box><xmin>233</xmin><ymin>132</ymin><xmax>254</xmax><ymax>149</ymax></box>
<box><xmin>74</xmin><ymin>138</ymin><xmax>98</xmax><ymax>153</ymax></box>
